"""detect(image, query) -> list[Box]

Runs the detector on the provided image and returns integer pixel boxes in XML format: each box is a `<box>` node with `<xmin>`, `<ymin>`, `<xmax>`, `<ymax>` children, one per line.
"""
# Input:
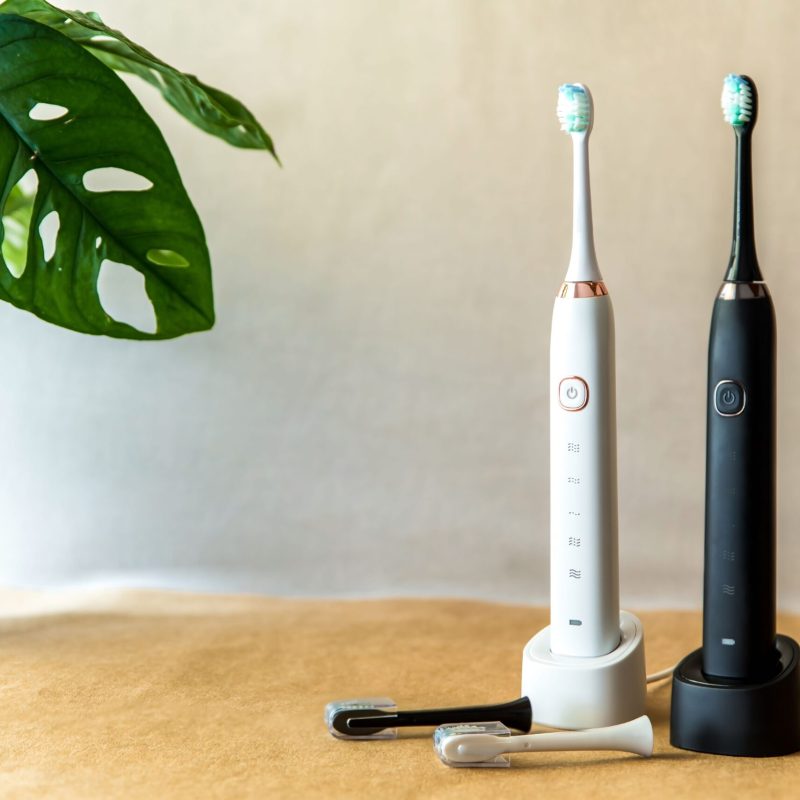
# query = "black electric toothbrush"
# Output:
<box><xmin>325</xmin><ymin>697</ymin><xmax>532</xmax><ymax>739</ymax></box>
<box><xmin>702</xmin><ymin>74</ymin><xmax>779</xmax><ymax>681</ymax></box>
<box><xmin>670</xmin><ymin>74</ymin><xmax>800</xmax><ymax>758</ymax></box>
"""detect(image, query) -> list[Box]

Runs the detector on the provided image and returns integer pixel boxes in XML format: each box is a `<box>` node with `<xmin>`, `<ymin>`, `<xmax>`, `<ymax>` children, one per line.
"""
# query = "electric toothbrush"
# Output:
<box><xmin>520</xmin><ymin>85</ymin><xmax>645</xmax><ymax>730</ymax></box>
<box><xmin>703</xmin><ymin>74</ymin><xmax>778</xmax><ymax>681</ymax></box>
<box><xmin>670</xmin><ymin>74</ymin><xmax>800</xmax><ymax>758</ymax></box>
<box><xmin>550</xmin><ymin>83</ymin><xmax>619</xmax><ymax>657</ymax></box>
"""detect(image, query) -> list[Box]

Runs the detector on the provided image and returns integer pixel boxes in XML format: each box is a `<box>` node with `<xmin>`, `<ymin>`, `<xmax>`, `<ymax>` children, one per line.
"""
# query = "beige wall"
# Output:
<box><xmin>3</xmin><ymin>0</ymin><xmax>800</xmax><ymax>609</ymax></box>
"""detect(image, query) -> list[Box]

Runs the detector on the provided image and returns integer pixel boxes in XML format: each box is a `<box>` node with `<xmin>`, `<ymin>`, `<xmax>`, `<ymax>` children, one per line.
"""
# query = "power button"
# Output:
<box><xmin>714</xmin><ymin>380</ymin><xmax>745</xmax><ymax>417</ymax></box>
<box><xmin>558</xmin><ymin>376</ymin><xmax>589</xmax><ymax>411</ymax></box>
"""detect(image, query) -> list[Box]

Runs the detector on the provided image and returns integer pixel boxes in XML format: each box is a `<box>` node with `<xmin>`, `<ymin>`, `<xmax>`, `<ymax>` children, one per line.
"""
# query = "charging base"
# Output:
<box><xmin>670</xmin><ymin>634</ymin><xmax>800</xmax><ymax>757</ymax></box>
<box><xmin>520</xmin><ymin>610</ymin><xmax>646</xmax><ymax>729</ymax></box>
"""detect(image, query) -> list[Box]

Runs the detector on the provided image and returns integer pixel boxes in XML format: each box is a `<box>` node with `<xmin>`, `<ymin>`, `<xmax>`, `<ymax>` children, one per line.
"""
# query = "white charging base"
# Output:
<box><xmin>521</xmin><ymin>610</ymin><xmax>646</xmax><ymax>730</ymax></box>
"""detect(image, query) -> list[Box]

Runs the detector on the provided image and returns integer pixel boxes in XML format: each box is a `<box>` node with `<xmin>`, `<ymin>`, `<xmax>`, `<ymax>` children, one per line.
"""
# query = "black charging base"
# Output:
<box><xmin>670</xmin><ymin>634</ymin><xmax>800</xmax><ymax>757</ymax></box>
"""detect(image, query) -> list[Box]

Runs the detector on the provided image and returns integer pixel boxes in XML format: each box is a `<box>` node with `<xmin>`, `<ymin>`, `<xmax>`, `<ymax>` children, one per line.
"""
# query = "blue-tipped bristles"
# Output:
<box><xmin>557</xmin><ymin>84</ymin><xmax>592</xmax><ymax>134</ymax></box>
<box><xmin>721</xmin><ymin>74</ymin><xmax>755</xmax><ymax>127</ymax></box>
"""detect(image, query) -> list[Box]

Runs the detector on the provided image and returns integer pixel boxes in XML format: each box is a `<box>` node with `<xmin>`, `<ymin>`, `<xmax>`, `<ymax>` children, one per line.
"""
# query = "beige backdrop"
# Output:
<box><xmin>1</xmin><ymin>0</ymin><xmax>799</xmax><ymax>609</ymax></box>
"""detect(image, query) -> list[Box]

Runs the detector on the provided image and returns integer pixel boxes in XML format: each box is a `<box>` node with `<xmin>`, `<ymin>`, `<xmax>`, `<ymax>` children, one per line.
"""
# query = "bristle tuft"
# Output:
<box><xmin>557</xmin><ymin>84</ymin><xmax>591</xmax><ymax>134</ymax></box>
<box><xmin>721</xmin><ymin>75</ymin><xmax>753</xmax><ymax>126</ymax></box>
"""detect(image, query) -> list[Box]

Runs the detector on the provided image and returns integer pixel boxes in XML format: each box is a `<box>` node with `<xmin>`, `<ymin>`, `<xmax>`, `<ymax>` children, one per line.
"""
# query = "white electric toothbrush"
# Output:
<box><xmin>520</xmin><ymin>85</ymin><xmax>644</xmax><ymax>730</ymax></box>
<box><xmin>550</xmin><ymin>84</ymin><xmax>619</xmax><ymax>657</ymax></box>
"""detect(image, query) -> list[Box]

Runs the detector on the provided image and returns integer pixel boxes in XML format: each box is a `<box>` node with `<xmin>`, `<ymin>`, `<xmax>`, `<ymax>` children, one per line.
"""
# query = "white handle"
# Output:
<box><xmin>549</xmin><ymin>293</ymin><xmax>619</xmax><ymax>657</ymax></box>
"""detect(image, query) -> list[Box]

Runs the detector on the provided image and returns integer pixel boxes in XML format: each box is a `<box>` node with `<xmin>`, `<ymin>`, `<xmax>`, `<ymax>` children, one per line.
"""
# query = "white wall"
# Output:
<box><xmin>2</xmin><ymin>0</ymin><xmax>800</xmax><ymax>609</ymax></box>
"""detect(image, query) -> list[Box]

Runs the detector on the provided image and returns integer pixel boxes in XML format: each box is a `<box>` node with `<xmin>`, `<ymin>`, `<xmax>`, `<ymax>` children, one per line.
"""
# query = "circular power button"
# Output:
<box><xmin>558</xmin><ymin>376</ymin><xmax>589</xmax><ymax>411</ymax></box>
<box><xmin>714</xmin><ymin>380</ymin><xmax>745</xmax><ymax>417</ymax></box>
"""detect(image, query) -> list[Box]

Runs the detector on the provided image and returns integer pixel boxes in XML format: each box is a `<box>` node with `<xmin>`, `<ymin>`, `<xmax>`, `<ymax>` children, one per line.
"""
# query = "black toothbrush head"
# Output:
<box><xmin>722</xmin><ymin>74</ymin><xmax>758</xmax><ymax>134</ymax></box>
<box><xmin>325</xmin><ymin>696</ymin><xmax>533</xmax><ymax>740</ymax></box>
<box><xmin>722</xmin><ymin>74</ymin><xmax>762</xmax><ymax>283</ymax></box>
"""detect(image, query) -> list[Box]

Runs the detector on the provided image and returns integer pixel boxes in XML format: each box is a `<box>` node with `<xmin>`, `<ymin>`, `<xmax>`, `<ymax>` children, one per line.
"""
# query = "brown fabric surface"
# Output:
<box><xmin>0</xmin><ymin>590</ymin><xmax>798</xmax><ymax>799</ymax></box>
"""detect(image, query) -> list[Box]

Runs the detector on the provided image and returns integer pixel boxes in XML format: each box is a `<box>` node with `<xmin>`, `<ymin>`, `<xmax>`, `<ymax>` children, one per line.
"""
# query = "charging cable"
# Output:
<box><xmin>646</xmin><ymin>665</ymin><xmax>676</xmax><ymax>685</ymax></box>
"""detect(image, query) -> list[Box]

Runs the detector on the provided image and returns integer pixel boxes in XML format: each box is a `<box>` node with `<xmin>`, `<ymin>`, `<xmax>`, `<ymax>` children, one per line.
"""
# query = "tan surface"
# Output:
<box><xmin>0</xmin><ymin>590</ymin><xmax>798</xmax><ymax>798</ymax></box>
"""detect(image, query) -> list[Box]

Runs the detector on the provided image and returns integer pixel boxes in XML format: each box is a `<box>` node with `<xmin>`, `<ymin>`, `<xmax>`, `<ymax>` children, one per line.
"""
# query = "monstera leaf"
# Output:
<box><xmin>0</xmin><ymin>14</ymin><xmax>213</xmax><ymax>338</ymax></box>
<box><xmin>0</xmin><ymin>0</ymin><xmax>278</xmax><ymax>157</ymax></box>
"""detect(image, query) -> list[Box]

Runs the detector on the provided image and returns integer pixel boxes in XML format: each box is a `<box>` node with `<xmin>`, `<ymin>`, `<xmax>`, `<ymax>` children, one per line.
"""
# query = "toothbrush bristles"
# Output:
<box><xmin>557</xmin><ymin>84</ymin><xmax>592</xmax><ymax>134</ymax></box>
<box><xmin>721</xmin><ymin>74</ymin><xmax>753</xmax><ymax>126</ymax></box>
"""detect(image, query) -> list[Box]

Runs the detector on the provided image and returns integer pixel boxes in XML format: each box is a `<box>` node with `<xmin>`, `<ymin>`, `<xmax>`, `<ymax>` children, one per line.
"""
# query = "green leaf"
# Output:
<box><xmin>0</xmin><ymin>14</ymin><xmax>214</xmax><ymax>338</ymax></box>
<box><xmin>0</xmin><ymin>0</ymin><xmax>279</xmax><ymax>159</ymax></box>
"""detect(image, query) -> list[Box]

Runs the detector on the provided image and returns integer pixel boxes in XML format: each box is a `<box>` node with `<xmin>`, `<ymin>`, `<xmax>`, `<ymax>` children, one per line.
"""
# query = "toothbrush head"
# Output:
<box><xmin>721</xmin><ymin>74</ymin><xmax>757</xmax><ymax>130</ymax></box>
<box><xmin>557</xmin><ymin>83</ymin><xmax>593</xmax><ymax>135</ymax></box>
<box><xmin>434</xmin><ymin>722</ymin><xmax>512</xmax><ymax>768</ymax></box>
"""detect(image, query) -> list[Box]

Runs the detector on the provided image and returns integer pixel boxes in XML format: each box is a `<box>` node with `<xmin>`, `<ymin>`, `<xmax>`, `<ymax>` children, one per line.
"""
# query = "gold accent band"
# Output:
<box><xmin>717</xmin><ymin>282</ymin><xmax>769</xmax><ymax>300</ymax></box>
<box><xmin>558</xmin><ymin>281</ymin><xmax>608</xmax><ymax>299</ymax></box>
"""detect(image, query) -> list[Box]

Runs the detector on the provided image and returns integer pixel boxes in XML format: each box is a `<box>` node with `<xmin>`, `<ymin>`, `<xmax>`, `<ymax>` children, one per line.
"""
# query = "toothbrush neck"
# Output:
<box><xmin>565</xmin><ymin>135</ymin><xmax>602</xmax><ymax>283</ymax></box>
<box><xmin>726</xmin><ymin>129</ymin><xmax>762</xmax><ymax>282</ymax></box>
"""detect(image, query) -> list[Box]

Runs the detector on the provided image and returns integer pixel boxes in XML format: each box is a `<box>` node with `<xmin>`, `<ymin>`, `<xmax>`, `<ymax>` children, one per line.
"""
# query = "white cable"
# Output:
<box><xmin>646</xmin><ymin>665</ymin><xmax>676</xmax><ymax>685</ymax></box>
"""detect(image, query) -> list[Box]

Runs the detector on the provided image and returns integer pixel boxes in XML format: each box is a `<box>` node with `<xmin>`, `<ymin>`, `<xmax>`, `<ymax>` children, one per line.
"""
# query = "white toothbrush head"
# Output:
<box><xmin>434</xmin><ymin>722</ymin><xmax>511</xmax><ymax>768</ymax></box>
<box><xmin>435</xmin><ymin>716</ymin><xmax>654</xmax><ymax>769</ymax></box>
<box><xmin>557</xmin><ymin>83</ymin><xmax>593</xmax><ymax>136</ymax></box>
<box><xmin>721</xmin><ymin>74</ymin><xmax>757</xmax><ymax>130</ymax></box>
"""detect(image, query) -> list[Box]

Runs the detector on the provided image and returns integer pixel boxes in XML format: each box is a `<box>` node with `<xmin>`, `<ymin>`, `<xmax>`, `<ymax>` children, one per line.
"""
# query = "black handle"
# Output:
<box><xmin>703</xmin><ymin>292</ymin><xmax>777</xmax><ymax>680</ymax></box>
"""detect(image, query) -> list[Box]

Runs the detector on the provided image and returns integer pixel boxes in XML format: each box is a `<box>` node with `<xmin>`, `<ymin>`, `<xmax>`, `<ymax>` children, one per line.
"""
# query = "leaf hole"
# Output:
<box><xmin>98</xmin><ymin>259</ymin><xmax>157</xmax><ymax>334</ymax></box>
<box><xmin>17</xmin><ymin>170</ymin><xmax>38</xmax><ymax>196</ymax></box>
<box><xmin>146</xmin><ymin>248</ymin><xmax>189</xmax><ymax>268</ymax></box>
<box><xmin>89</xmin><ymin>34</ymin><xmax>116</xmax><ymax>43</ymax></box>
<box><xmin>39</xmin><ymin>210</ymin><xmax>60</xmax><ymax>262</ymax></box>
<box><xmin>83</xmin><ymin>167</ymin><xmax>153</xmax><ymax>193</ymax></box>
<box><xmin>2</xmin><ymin>169</ymin><xmax>39</xmax><ymax>278</ymax></box>
<box><xmin>29</xmin><ymin>102</ymin><xmax>69</xmax><ymax>121</ymax></box>
<box><xmin>95</xmin><ymin>236</ymin><xmax>102</xmax><ymax>249</ymax></box>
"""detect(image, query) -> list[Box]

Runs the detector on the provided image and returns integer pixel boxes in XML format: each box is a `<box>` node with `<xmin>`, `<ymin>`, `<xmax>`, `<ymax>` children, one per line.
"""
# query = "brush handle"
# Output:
<box><xmin>550</xmin><ymin>291</ymin><xmax>620</xmax><ymax>657</ymax></box>
<box><xmin>703</xmin><ymin>289</ymin><xmax>777</xmax><ymax>680</ymax></box>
